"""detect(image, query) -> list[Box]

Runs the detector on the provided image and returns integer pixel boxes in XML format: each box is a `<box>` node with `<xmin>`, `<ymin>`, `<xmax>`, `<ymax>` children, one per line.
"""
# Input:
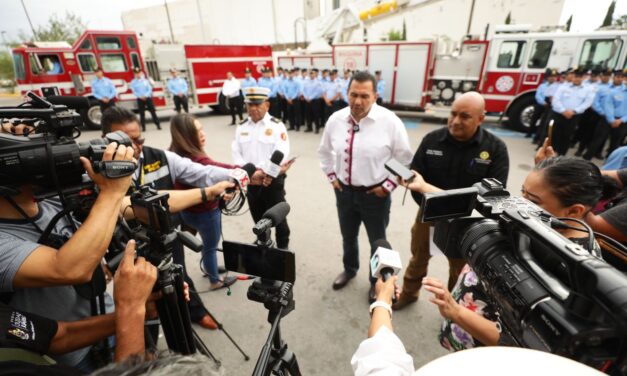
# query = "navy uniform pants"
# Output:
<box><xmin>334</xmin><ymin>184</ymin><xmax>391</xmax><ymax>285</ymax></box>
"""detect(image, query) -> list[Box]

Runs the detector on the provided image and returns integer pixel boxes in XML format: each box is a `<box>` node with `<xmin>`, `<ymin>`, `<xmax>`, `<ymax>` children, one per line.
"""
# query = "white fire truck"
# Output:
<box><xmin>11</xmin><ymin>30</ymin><xmax>273</xmax><ymax>129</ymax></box>
<box><xmin>275</xmin><ymin>27</ymin><xmax>627</xmax><ymax>131</ymax></box>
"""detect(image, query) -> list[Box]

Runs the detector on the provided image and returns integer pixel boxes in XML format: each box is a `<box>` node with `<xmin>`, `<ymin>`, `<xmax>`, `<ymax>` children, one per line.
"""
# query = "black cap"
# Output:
<box><xmin>322</xmin><ymin>69</ymin><xmax>329</xmax><ymax>73</ymax></box>
<box><xmin>590</xmin><ymin>68</ymin><xmax>601</xmax><ymax>76</ymax></box>
<box><xmin>375</xmin><ymin>70</ymin><xmax>381</xmax><ymax>74</ymax></box>
<box><xmin>277</xmin><ymin>67</ymin><xmax>284</xmax><ymax>71</ymax></box>
<box><xmin>331</xmin><ymin>69</ymin><xmax>338</xmax><ymax>74</ymax></box>
<box><xmin>544</xmin><ymin>68</ymin><xmax>557</xmax><ymax>76</ymax></box>
<box><xmin>601</xmin><ymin>68</ymin><xmax>612</xmax><ymax>76</ymax></box>
<box><xmin>572</xmin><ymin>67</ymin><xmax>585</xmax><ymax>76</ymax></box>
<box><xmin>95</xmin><ymin>66</ymin><xmax>103</xmax><ymax>72</ymax></box>
<box><xmin>133</xmin><ymin>67</ymin><xmax>142</xmax><ymax>73</ymax></box>
<box><xmin>301</xmin><ymin>68</ymin><xmax>307</xmax><ymax>72</ymax></box>
<box><xmin>312</xmin><ymin>68</ymin><xmax>319</xmax><ymax>72</ymax></box>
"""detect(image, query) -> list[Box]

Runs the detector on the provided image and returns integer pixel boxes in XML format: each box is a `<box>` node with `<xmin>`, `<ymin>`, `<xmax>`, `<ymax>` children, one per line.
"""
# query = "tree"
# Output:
<box><xmin>505</xmin><ymin>12</ymin><xmax>512</xmax><ymax>25</ymax></box>
<box><xmin>387</xmin><ymin>29</ymin><xmax>403</xmax><ymax>41</ymax></box>
<box><xmin>565</xmin><ymin>14</ymin><xmax>573</xmax><ymax>31</ymax></box>
<box><xmin>0</xmin><ymin>52</ymin><xmax>14</xmax><ymax>81</ymax></box>
<box><xmin>614</xmin><ymin>14</ymin><xmax>627</xmax><ymax>27</ymax></box>
<box><xmin>18</xmin><ymin>12</ymin><xmax>87</xmax><ymax>44</ymax></box>
<box><xmin>402</xmin><ymin>19</ymin><xmax>407</xmax><ymax>40</ymax></box>
<box><xmin>602</xmin><ymin>0</ymin><xmax>616</xmax><ymax>27</ymax></box>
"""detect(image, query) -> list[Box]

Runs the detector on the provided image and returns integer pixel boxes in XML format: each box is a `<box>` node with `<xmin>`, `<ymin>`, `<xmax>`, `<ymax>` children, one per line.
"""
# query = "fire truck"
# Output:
<box><xmin>430</xmin><ymin>27</ymin><xmax>627</xmax><ymax>131</ymax></box>
<box><xmin>11</xmin><ymin>30</ymin><xmax>273</xmax><ymax>129</ymax></box>
<box><xmin>274</xmin><ymin>27</ymin><xmax>627</xmax><ymax>131</ymax></box>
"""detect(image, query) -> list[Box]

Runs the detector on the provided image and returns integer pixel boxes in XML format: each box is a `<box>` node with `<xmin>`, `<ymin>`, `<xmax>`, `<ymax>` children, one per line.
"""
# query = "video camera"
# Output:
<box><xmin>420</xmin><ymin>179</ymin><xmax>627</xmax><ymax>374</ymax></box>
<box><xmin>0</xmin><ymin>92</ymin><xmax>135</xmax><ymax>201</ymax></box>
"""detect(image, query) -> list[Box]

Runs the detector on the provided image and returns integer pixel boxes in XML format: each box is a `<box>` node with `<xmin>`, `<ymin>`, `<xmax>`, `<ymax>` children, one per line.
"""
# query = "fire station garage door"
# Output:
<box><xmin>368</xmin><ymin>45</ymin><xmax>395</xmax><ymax>103</ymax></box>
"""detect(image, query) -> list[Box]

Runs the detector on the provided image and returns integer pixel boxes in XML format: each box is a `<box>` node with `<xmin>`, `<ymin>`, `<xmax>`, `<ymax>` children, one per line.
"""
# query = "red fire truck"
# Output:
<box><xmin>11</xmin><ymin>30</ymin><xmax>273</xmax><ymax>129</ymax></box>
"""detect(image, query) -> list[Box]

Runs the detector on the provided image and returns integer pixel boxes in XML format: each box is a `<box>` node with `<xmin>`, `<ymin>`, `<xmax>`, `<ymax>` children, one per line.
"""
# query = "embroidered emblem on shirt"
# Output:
<box><xmin>479</xmin><ymin>151</ymin><xmax>490</xmax><ymax>160</ymax></box>
<box><xmin>280</xmin><ymin>132</ymin><xmax>287</xmax><ymax>141</ymax></box>
<box><xmin>265</xmin><ymin>128</ymin><xmax>273</xmax><ymax>136</ymax></box>
<box><xmin>144</xmin><ymin>161</ymin><xmax>161</xmax><ymax>173</ymax></box>
<box><xmin>8</xmin><ymin>328</ymin><xmax>29</xmax><ymax>341</ymax></box>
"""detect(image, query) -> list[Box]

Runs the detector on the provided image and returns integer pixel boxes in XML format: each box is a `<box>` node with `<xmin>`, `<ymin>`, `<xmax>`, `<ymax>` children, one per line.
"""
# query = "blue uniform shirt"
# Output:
<box><xmin>376</xmin><ymin>79</ymin><xmax>385</xmax><ymax>99</ymax></box>
<box><xmin>91</xmin><ymin>77</ymin><xmax>116</xmax><ymax>100</ymax></box>
<box><xmin>340</xmin><ymin>78</ymin><xmax>350</xmax><ymax>103</ymax></box>
<box><xmin>545</xmin><ymin>82</ymin><xmax>560</xmax><ymax>98</ymax></box>
<box><xmin>603</xmin><ymin>84</ymin><xmax>627</xmax><ymax>124</ymax></box>
<box><xmin>130</xmin><ymin>78</ymin><xmax>153</xmax><ymax>98</ymax></box>
<box><xmin>275</xmin><ymin>76</ymin><xmax>284</xmax><ymax>96</ymax></box>
<box><xmin>323</xmin><ymin>79</ymin><xmax>341</xmax><ymax>101</ymax></box>
<box><xmin>258</xmin><ymin>77</ymin><xmax>277</xmax><ymax>98</ymax></box>
<box><xmin>535</xmin><ymin>81</ymin><xmax>548</xmax><ymax>105</ymax></box>
<box><xmin>551</xmin><ymin>83</ymin><xmax>595</xmax><ymax>114</ymax></box>
<box><xmin>167</xmin><ymin>77</ymin><xmax>188</xmax><ymax>96</ymax></box>
<box><xmin>302</xmin><ymin>78</ymin><xmax>322</xmax><ymax>100</ymax></box>
<box><xmin>241</xmin><ymin>77</ymin><xmax>257</xmax><ymax>89</ymax></box>
<box><xmin>592</xmin><ymin>82</ymin><xmax>612</xmax><ymax>115</ymax></box>
<box><xmin>281</xmin><ymin>79</ymin><xmax>300</xmax><ymax>101</ymax></box>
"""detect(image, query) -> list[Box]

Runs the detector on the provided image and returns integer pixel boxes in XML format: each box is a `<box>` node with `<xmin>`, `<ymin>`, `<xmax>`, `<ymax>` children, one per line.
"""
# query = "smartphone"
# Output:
<box><xmin>287</xmin><ymin>155</ymin><xmax>299</xmax><ymax>164</ymax></box>
<box><xmin>385</xmin><ymin>158</ymin><xmax>415</xmax><ymax>182</ymax></box>
<box><xmin>547</xmin><ymin>119</ymin><xmax>554</xmax><ymax>147</ymax></box>
<box><xmin>222</xmin><ymin>240</ymin><xmax>295</xmax><ymax>283</ymax></box>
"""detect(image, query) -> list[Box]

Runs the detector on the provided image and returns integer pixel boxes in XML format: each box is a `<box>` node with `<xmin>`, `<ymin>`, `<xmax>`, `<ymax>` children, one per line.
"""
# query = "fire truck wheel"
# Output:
<box><xmin>506</xmin><ymin>95</ymin><xmax>535</xmax><ymax>133</ymax></box>
<box><xmin>82</xmin><ymin>105</ymin><xmax>102</xmax><ymax>130</ymax></box>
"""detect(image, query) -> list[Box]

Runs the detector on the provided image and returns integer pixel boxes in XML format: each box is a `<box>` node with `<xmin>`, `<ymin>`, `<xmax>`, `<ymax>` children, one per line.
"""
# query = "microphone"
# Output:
<box><xmin>253</xmin><ymin>202</ymin><xmax>290</xmax><ymax>236</ymax></box>
<box><xmin>263</xmin><ymin>150</ymin><xmax>284</xmax><ymax>178</ymax></box>
<box><xmin>46</xmin><ymin>95</ymin><xmax>90</xmax><ymax>110</ymax></box>
<box><xmin>228</xmin><ymin>162</ymin><xmax>256</xmax><ymax>193</ymax></box>
<box><xmin>370</xmin><ymin>239</ymin><xmax>402</xmax><ymax>282</ymax></box>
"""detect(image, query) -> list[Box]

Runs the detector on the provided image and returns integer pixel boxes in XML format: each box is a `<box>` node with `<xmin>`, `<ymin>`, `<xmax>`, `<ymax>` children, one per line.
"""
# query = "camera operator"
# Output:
<box><xmin>0</xmin><ymin>141</ymin><xmax>134</xmax><ymax>369</ymax></box>
<box><xmin>0</xmin><ymin>240</ymin><xmax>163</xmax><ymax>375</ymax></box>
<box><xmin>394</xmin><ymin>92</ymin><xmax>509</xmax><ymax>311</ymax></box>
<box><xmin>101</xmin><ymin>106</ymin><xmax>263</xmax><ymax>330</ymax></box>
<box><xmin>401</xmin><ymin>157</ymin><xmax>617</xmax><ymax>351</ymax></box>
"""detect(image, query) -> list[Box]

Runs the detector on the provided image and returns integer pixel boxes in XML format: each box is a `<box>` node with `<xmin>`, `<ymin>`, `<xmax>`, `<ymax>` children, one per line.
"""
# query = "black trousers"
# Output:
<box><xmin>137</xmin><ymin>97</ymin><xmax>160</xmax><ymax>130</ymax></box>
<box><xmin>334</xmin><ymin>186</ymin><xmax>391</xmax><ymax>285</ymax></box>
<box><xmin>269</xmin><ymin>97</ymin><xmax>280</xmax><ymax>118</ymax></box>
<box><xmin>528</xmin><ymin>104</ymin><xmax>545</xmax><ymax>136</ymax></box>
<box><xmin>171</xmin><ymin>241</ymin><xmax>207</xmax><ymax>322</ymax></box>
<box><xmin>323</xmin><ymin>100</ymin><xmax>340</xmax><ymax>126</ymax></box>
<box><xmin>305</xmin><ymin>99</ymin><xmax>321</xmax><ymax>131</ymax></box>
<box><xmin>584</xmin><ymin>118</ymin><xmax>611</xmax><ymax>159</ymax></box>
<box><xmin>98</xmin><ymin>99</ymin><xmax>115</xmax><ymax>113</ymax></box>
<box><xmin>298</xmin><ymin>98</ymin><xmax>306</xmax><ymax>127</ymax></box>
<box><xmin>279</xmin><ymin>96</ymin><xmax>288</xmax><ymax>123</ymax></box>
<box><xmin>228</xmin><ymin>96</ymin><xmax>243</xmax><ymax>124</ymax></box>
<box><xmin>286</xmin><ymin>100</ymin><xmax>300</xmax><ymax>130</ymax></box>
<box><xmin>551</xmin><ymin>111</ymin><xmax>579</xmax><ymax>156</ymax></box>
<box><xmin>609</xmin><ymin>122</ymin><xmax>627</xmax><ymax>156</ymax></box>
<box><xmin>574</xmin><ymin>108</ymin><xmax>600</xmax><ymax>150</ymax></box>
<box><xmin>247</xmin><ymin>177</ymin><xmax>290</xmax><ymax>249</ymax></box>
<box><xmin>173</xmin><ymin>95</ymin><xmax>189</xmax><ymax>113</ymax></box>
<box><xmin>376</xmin><ymin>98</ymin><xmax>383</xmax><ymax>106</ymax></box>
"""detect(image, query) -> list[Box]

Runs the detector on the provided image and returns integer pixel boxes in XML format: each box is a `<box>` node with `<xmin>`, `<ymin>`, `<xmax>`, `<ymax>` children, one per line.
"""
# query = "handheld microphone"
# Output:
<box><xmin>263</xmin><ymin>150</ymin><xmax>284</xmax><ymax>178</ymax></box>
<box><xmin>253</xmin><ymin>202</ymin><xmax>290</xmax><ymax>236</ymax></box>
<box><xmin>228</xmin><ymin>162</ymin><xmax>256</xmax><ymax>193</ymax></box>
<box><xmin>370</xmin><ymin>239</ymin><xmax>402</xmax><ymax>282</ymax></box>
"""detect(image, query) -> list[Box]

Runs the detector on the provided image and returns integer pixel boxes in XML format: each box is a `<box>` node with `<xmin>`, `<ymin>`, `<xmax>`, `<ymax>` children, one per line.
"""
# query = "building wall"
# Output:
<box><xmin>122</xmin><ymin>0</ymin><xmax>305</xmax><ymax>46</ymax></box>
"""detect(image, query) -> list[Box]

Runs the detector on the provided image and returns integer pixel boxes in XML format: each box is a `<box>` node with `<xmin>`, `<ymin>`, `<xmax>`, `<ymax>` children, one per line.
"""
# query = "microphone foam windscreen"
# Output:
<box><xmin>262</xmin><ymin>202</ymin><xmax>290</xmax><ymax>226</ymax></box>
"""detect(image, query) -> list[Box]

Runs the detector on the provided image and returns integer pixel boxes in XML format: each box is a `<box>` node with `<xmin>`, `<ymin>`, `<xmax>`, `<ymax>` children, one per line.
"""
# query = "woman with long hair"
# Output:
<box><xmin>169</xmin><ymin>113</ymin><xmax>237</xmax><ymax>290</ymax></box>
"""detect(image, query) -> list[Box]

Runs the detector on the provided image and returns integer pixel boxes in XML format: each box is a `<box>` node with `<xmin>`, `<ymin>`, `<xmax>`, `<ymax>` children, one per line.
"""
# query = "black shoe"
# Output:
<box><xmin>524</xmin><ymin>133</ymin><xmax>532</xmax><ymax>138</ymax></box>
<box><xmin>218</xmin><ymin>266</ymin><xmax>227</xmax><ymax>274</ymax></box>
<box><xmin>229</xmin><ymin>122</ymin><xmax>235</xmax><ymax>126</ymax></box>
<box><xmin>332</xmin><ymin>271</ymin><xmax>355</xmax><ymax>290</ymax></box>
<box><xmin>156</xmin><ymin>126</ymin><xmax>162</xmax><ymax>130</ymax></box>
<box><xmin>304</xmin><ymin>129</ymin><xmax>312</xmax><ymax>133</ymax></box>
<box><xmin>315</xmin><ymin>129</ymin><xmax>320</xmax><ymax>134</ymax></box>
<box><xmin>288</xmin><ymin>127</ymin><xmax>295</xmax><ymax>131</ymax></box>
<box><xmin>368</xmin><ymin>285</ymin><xmax>376</xmax><ymax>303</ymax></box>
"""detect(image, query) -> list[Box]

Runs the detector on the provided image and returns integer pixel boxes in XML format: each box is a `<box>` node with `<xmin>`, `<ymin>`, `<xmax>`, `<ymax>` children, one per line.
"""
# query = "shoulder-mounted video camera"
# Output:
<box><xmin>420</xmin><ymin>179</ymin><xmax>627</xmax><ymax>375</ymax></box>
<box><xmin>0</xmin><ymin>92</ymin><xmax>136</xmax><ymax>202</ymax></box>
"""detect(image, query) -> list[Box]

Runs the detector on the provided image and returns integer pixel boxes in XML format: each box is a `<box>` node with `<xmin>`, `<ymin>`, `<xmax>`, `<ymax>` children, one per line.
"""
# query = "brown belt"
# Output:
<box><xmin>340</xmin><ymin>181</ymin><xmax>383</xmax><ymax>192</ymax></box>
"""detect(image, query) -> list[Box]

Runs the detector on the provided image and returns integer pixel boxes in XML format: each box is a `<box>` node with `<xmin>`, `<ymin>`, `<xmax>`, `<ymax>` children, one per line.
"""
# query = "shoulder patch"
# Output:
<box><xmin>239</xmin><ymin>118</ymin><xmax>248</xmax><ymax>125</ymax></box>
<box><xmin>271</xmin><ymin>117</ymin><xmax>280</xmax><ymax>123</ymax></box>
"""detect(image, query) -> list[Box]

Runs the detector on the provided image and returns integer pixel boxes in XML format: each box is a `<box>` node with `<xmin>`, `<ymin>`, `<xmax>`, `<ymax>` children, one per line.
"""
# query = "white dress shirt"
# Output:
<box><xmin>232</xmin><ymin>112</ymin><xmax>290</xmax><ymax>169</ymax></box>
<box><xmin>222</xmin><ymin>78</ymin><xmax>242</xmax><ymax>98</ymax></box>
<box><xmin>351</xmin><ymin>326</ymin><xmax>415</xmax><ymax>376</ymax></box>
<box><xmin>318</xmin><ymin>103</ymin><xmax>413</xmax><ymax>192</ymax></box>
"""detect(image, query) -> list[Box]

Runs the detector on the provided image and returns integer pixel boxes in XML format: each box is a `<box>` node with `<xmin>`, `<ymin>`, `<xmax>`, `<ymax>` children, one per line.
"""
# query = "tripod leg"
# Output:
<box><xmin>192</xmin><ymin>327</ymin><xmax>221</xmax><ymax>366</ymax></box>
<box><xmin>204</xmin><ymin>310</ymin><xmax>250</xmax><ymax>361</ymax></box>
<box><xmin>156</xmin><ymin>264</ymin><xmax>196</xmax><ymax>354</ymax></box>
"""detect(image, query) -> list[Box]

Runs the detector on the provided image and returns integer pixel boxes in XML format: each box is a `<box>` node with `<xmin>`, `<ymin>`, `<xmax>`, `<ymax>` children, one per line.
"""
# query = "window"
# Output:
<box><xmin>12</xmin><ymin>53</ymin><xmax>25</xmax><ymax>80</ymax></box>
<box><xmin>497</xmin><ymin>41</ymin><xmax>527</xmax><ymax>69</ymax></box>
<box><xmin>579</xmin><ymin>38</ymin><xmax>622</xmax><ymax>70</ymax></box>
<box><xmin>130</xmin><ymin>52</ymin><xmax>141</xmax><ymax>70</ymax></box>
<box><xmin>37</xmin><ymin>54</ymin><xmax>63</xmax><ymax>75</ymax></box>
<box><xmin>80</xmin><ymin>38</ymin><xmax>92</xmax><ymax>50</ymax></box>
<box><xmin>29</xmin><ymin>54</ymin><xmax>40</xmax><ymax>75</ymax></box>
<box><xmin>527</xmin><ymin>40</ymin><xmax>552</xmax><ymax>69</ymax></box>
<box><xmin>96</xmin><ymin>36</ymin><xmax>122</xmax><ymax>50</ymax></box>
<box><xmin>100</xmin><ymin>54</ymin><xmax>127</xmax><ymax>72</ymax></box>
<box><xmin>127</xmin><ymin>36</ymin><xmax>137</xmax><ymax>49</ymax></box>
<box><xmin>78</xmin><ymin>53</ymin><xmax>98</xmax><ymax>72</ymax></box>
<box><xmin>333</xmin><ymin>0</ymin><xmax>340</xmax><ymax>10</ymax></box>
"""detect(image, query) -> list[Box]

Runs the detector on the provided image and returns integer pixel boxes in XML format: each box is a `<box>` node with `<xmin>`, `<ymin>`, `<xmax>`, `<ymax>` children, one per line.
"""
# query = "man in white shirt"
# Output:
<box><xmin>318</xmin><ymin>71</ymin><xmax>413</xmax><ymax>302</ymax></box>
<box><xmin>232</xmin><ymin>87</ymin><xmax>293</xmax><ymax>249</ymax></box>
<box><xmin>222</xmin><ymin>71</ymin><xmax>244</xmax><ymax>125</ymax></box>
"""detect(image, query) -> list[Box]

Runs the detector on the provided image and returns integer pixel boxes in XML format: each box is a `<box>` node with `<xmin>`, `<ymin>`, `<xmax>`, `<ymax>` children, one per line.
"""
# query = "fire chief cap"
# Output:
<box><xmin>243</xmin><ymin>86</ymin><xmax>270</xmax><ymax>104</ymax></box>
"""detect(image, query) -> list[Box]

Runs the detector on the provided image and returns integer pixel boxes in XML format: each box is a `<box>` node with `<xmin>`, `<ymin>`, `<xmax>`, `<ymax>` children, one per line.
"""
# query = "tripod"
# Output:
<box><xmin>248</xmin><ymin>224</ymin><xmax>301</xmax><ymax>376</ymax></box>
